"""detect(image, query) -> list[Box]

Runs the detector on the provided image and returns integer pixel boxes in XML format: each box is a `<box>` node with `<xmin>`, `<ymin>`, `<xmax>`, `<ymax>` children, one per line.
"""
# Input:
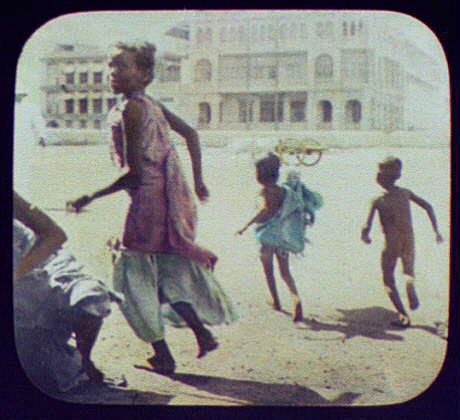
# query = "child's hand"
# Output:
<box><xmin>361</xmin><ymin>228</ymin><xmax>371</xmax><ymax>244</ymax></box>
<box><xmin>436</xmin><ymin>232</ymin><xmax>444</xmax><ymax>244</ymax></box>
<box><xmin>195</xmin><ymin>181</ymin><xmax>209</xmax><ymax>202</ymax></box>
<box><xmin>66</xmin><ymin>195</ymin><xmax>92</xmax><ymax>213</ymax></box>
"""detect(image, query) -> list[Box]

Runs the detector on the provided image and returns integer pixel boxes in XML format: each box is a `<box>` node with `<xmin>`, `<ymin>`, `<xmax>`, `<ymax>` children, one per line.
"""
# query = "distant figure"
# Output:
<box><xmin>14</xmin><ymin>93</ymin><xmax>46</xmax><ymax>149</ymax></box>
<box><xmin>361</xmin><ymin>157</ymin><xmax>443</xmax><ymax>327</ymax></box>
<box><xmin>66</xmin><ymin>41</ymin><xmax>237</xmax><ymax>374</ymax></box>
<box><xmin>237</xmin><ymin>153</ymin><xmax>323</xmax><ymax>322</ymax></box>
<box><xmin>13</xmin><ymin>192</ymin><xmax>122</xmax><ymax>395</ymax></box>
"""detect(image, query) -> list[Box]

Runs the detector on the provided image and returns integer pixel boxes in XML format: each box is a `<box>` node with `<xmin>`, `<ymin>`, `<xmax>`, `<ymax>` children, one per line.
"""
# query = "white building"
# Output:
<box><xmin>151</xmin><ymin>11</ymin><xmax>446</xmax><ymax>133</ymax></box>
<box><xmin>40</xmin><ymin>44</ymin><xmax>117</xmax><ymax>130</ymax></box>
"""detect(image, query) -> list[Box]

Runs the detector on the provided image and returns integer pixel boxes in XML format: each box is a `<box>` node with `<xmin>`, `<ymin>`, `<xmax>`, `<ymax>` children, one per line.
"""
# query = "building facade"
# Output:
<box><xmin>152</xmin><ymin>11</ymin><xmax>445</xmax><ymax>132</ymax></box>
<box><xmin>40</xmin><ymin>44</ymin><xmax>119</xmax><ymax>130</ymax></box>
<box><xmin>39</xmin><ymin>13</ymin><xmax>446</xmax><ymax>136</ymax></box>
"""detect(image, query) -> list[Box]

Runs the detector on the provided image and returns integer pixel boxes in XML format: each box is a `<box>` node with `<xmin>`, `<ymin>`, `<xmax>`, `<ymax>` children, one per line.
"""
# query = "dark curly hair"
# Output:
<box><xmin>115</xmin><ymin>41</ymin><xmax>156</xmax><ymax>86</ymax></box>
<box><xmin>378</xmin><ymin>156</ymin><xmax>402</xmax><ymax>181</ymax></box>
<box><xmin>256</xmin><ymin>153</ymin><xmax>281</xmax><ymax>183</ymax></box>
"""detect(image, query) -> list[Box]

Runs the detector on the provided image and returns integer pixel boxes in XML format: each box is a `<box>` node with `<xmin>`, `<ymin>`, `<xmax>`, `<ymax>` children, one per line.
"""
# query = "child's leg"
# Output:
<box><xmin>402</xmin><ymin>236</ymin><xmax>419</xmax><ymax>310</ymax></box>
<box><xmin>73</xmin><ymin>313</ymin><xmax>104</xmax><ymax>383</ymax></box>
<box><xmin>381</xmin><ymin>248</ymin><xmax>410</xmax><ymax>325</ymax></box>
<box><xmin>276</xmin><ymin>252</ymin><xmax>303</xmax><ymax>322</ymax></box>
<box><xmin>260</xmin><ymin>245</ymin><xmax>281</xmax><ymax>311</ymax></box>
<box><xmin>170</xmin><ymin>301</ymin><xmax>218</xmax><ymax>358</ymax></box>
<box><xmin>149</xmin><ymin>339</ymin><xmax>176</xmax><ymax>373</ymax></box>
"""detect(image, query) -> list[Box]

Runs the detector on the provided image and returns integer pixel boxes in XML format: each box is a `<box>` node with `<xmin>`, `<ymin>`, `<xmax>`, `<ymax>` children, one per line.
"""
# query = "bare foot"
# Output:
<box><xmin>82</xmin><ymin>359</ymin><xmax>104</xmax><ymax>384</ymax></box>
<box><xmin>197</xmin><ymin>331</ymin><xmax>219</xmax><ymax>359</ymax></box>
<box><xmin>406</xmin><ymin>282</ymin><xmax>420</xmax><ymax>310</ymax></box>
<box><xmin>391</xmin><ymin>314</ymin><xmax>411</xmax><ymax>328</ymax></box>
<box><xmin>293</xmin><ymin>301</ymin><xmax>303</xmax><ymax>323</ymax></box>
<box><xmin>147</xmin><ymin>356</ymin><xmax>176</xmax><ymax>374</ymax></box>
<box><xmin>267</xmin><ymin>300</ymin><xmax>282</xmax><ymax>312</ymax></box>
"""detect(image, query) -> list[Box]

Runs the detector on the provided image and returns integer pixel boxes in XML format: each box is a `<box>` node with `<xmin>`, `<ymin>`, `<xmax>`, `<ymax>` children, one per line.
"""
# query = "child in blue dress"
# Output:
<box><xmin>237</xmin><ymin>153</ymin><xmax>322</xmax><ymax>322</ymax></box>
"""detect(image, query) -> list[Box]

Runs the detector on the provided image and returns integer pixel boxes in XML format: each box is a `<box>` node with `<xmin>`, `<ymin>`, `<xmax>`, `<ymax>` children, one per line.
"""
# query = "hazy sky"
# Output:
<box><xmin>16</xmin><ymin>10</ymin><xmax>448</xmax><ymax>102</ymax></box>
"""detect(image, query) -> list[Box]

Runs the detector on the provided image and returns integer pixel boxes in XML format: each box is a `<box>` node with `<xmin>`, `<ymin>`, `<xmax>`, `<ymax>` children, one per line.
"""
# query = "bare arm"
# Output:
<box><xmin>237</xmin><ymin>208</ymin><xmax>272</xmax><ymax>235</ymax></box>
<box><xmin>160</xmin><ymin>104</ymin><xmax>209</xmax><ymax>201</ymax></box>
<box><xmin>361</xmin><ymin>201</ymin><xmax>377</xmax><ymax>244</ymax></box>
<box><xmin>409</xmin><ymin>192</ymin><xmax>443</xmax><ymax>243</ymax></box>
<box><xmin>67</xmin><ymin>100</ymin><xmax>144</xmax><ymax>211</ymax></box>
<box><xmin>237</xmin><ymin>189</ymin><xmax>278</xmax><ymax>235</ymax></box>
<box><xmin>14</xmin><ymin>192</ymin><xmax>67</xmax><ymax>281</ymax></box>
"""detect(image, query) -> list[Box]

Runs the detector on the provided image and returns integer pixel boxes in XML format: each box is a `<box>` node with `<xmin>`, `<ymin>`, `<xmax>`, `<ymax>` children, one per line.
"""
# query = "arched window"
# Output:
<box><xmin>346</xmin><ymin>100</ymin><xmax>362</xmax><ymax>124</ymax></box>
<box><xmin>315</xmin><ymin>54</ymin><xmax>333</xmax><ymax>78</ymax></box>
<box><xmin>319</xmin><ymin>100</ymin><xmax>333</xmax><ymax>123</ymax></box>
<box><xmin>198</xmin><ymin>102</ymin><xmax>211</xmax><ymax>125</ymax></box>
<box><xmin>195</xmin><ymin>59</ymin><xmax>212</xmax><ymax>82</ymax></box>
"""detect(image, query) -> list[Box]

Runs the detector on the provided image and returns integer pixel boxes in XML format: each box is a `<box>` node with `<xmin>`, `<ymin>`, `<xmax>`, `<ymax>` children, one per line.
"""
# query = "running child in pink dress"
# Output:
<box><xmin>67</xmin><ymin>41</ymin><xmax>236</xmax><ymax>374</ymax></box>
<box><xmin>361</xmin><ymin>157</ymin><xmax>443</xmax><ymax>327</ymax></box>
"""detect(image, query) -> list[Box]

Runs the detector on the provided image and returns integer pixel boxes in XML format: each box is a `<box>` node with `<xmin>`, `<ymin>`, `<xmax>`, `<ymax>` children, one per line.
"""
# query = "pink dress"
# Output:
<box><xmin>109</xmin><ymin>92</ymin><xmax>217</xmax><ymax>268</ymax></box>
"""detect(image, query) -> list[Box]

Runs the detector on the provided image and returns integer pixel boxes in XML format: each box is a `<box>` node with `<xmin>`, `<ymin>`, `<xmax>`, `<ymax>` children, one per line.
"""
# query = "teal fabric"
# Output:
<box><xmin>255</xmin><ymin>178</ymin><xmax>323</xmax><ymax>254</ymax></box>
<box><xmin>113</xmin><ymin>251</ymin><xmax>237</xmax><ymax>343</ymax></box>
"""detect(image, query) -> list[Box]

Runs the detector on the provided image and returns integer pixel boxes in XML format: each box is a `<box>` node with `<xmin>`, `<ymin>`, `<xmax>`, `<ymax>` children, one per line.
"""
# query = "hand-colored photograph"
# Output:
<box><xmin>13</xmin><ymin>10</ymin><xmax>450</xmax><ymax>406</ymax></box>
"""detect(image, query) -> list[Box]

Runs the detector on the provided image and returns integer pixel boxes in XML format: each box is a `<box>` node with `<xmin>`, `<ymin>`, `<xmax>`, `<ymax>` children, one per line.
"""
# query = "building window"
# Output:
<box><xmin>351</xmin><ymin>22</ymin><xmax>356</xmax><ymax>36</ymax></box>
<box><xmin>319</xmin><ymin>100</ymin><xmax>333</xmax><ymax>123</ymax></box>
<box><xmin>315</xmin><ymin>54</ymin><xmax>333</xmax><ymax>78</ymax></box>
<box><xmin>65</xmin><ymin>72</ymin><xmax>75</xmax><ymax>84</ymax></box>
<box><xmin>79</xmin><ymin>72</ymin><xmax>88</xmax><ymax>84</ymax></box>
<box><xmin>342</xmin><ymin>21</ymin><xmax>348</xmax><ymax>36</ymax></box>
<box><xmin>198</xmin><ymin>102</ymin><xmax>211</xmax><ymax>125</ymax></box>
<box><xmin>260</xmin><ymin>96</ymin><xmax>275</xmax><ymax>122</ymax></box>
<box><xmin>94</xmin><ymin>120</ymin><xmax>101</xmax><ymax>129</ymax></box>
<box><xmin>65</xmin><ymin>99</ymin><xmax>74</xmax><ymax>114</ymax></box>
<box><xmin>79</xmin><ymin>98</ymin><xmax>88</xmax><ymax>114</ymax></box>
<box><xmin>346</xmin><ymin>100</ymin><xmax>362</xmax><ymax>123</ymax></box>
<box><xmin>80</xmin><ymin>120</ymin><xmax>87</xmax><ymax>129</ymax></box>
<box><xmin>195</xmin><ymin>59</ymin><xmax>212</xmax><ymax>82</ymax></box>
<box><xmin>65</xmin><ymin>120</ymin><xmax>73</xmax><ymax>128</ymax></box>
<box><xmin>160</xmin><ymin>64</ymin><xmax>180</xmax><ymax>82</ymax></box>
<box><xmin>290</xmin><ymin>101</ymin><xmax>306</xmax><ymax>122</ymax></box>
<box><xmin>239</xmin><ymin>100</ymin><xmax>248</xmax><ymax>123</ymax></box>
<box><xmin>93</xmin><ymin>98</ymin><xmax>103</xmax><ymax>114</ymax></box>
<box><xmin>93</xmin><ymin>72</ymin><xmax>103</xmax><ymax>84</ymax></box>
<box><xmin>107</xmin><ymin>98</ymin><xmax>117</xmax><ymax>110</ymax></box>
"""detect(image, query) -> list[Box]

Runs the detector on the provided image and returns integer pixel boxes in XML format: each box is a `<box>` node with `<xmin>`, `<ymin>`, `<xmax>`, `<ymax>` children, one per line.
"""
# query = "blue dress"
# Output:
<box><xmin>255</xmin><ymin>172</ymin><xmax>323</xmax><ymax>254</ymax></box>
<box><xmin>13</xmin><ymin>220</ymin><xmax>121</xmax><ymax>394</ymax></box>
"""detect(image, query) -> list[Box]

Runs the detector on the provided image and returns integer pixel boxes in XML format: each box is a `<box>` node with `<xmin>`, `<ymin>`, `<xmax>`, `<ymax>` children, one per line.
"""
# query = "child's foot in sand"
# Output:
<box><xmin>267</xmin><ymin>300</ymin><xmax>282</xmax><ymax>312</ymax></box>
<box><xmin>196</xmin><ymin>330</ymin><xmax>219</xmax><ymax>359</ymax></box>
<box><xmin>293</xmin><ymin>300</ymin><xmax>303</xmax><ymax>323</ymax></box>
<box><xmin>390</xmin><ymin>313</ymin><xmax>411</xmax><ymax>328</ymax></box>
<box><xmin>147</xmin><ymin>356</ymin><xmax>176</xmax><ymax>375</ymax></box>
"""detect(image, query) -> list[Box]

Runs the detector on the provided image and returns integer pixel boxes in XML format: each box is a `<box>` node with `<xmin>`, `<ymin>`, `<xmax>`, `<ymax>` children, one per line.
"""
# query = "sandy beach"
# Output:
<box><xmin>13</xmin><ymin>141</ymin><xmax>450</xmax><ymax>406</ymax></box>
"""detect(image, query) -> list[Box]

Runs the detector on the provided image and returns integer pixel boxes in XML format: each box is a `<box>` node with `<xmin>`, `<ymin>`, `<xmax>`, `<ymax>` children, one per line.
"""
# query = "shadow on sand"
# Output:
<box><xmin>289</xmin><ymin>306</ymin><xmax>446</xmax><ymax>342</ymax></box>
<box><xmin>134</xmin><ymin>367</ymin><xmax>360</xmax><ymax>406</ymax></box>
<box><xmin>55</xmin><ymin>380</ymin><xmax>174</xmax><ymax>405</ymax></box>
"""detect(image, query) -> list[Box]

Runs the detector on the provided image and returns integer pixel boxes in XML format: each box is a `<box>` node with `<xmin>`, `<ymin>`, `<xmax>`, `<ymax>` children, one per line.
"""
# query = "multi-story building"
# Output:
<box><xmin>40</xmin><ymin>44</ymin><xmax>118</xmax><ymax>130</ymax></box>
<box><xmin>39</xmin><ymin>13</ymin><xmax>447</xmax><ymax>138</ymax></box>
<box><xmin>152</xmin><ymin>11</ymin><xmax>446</xmax><ymax>132</ymax></box>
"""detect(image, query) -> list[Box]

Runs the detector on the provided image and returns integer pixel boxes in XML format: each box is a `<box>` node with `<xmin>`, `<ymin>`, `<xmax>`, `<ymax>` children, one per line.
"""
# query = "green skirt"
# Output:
<box><xmin>113</xmin><ymin>250</ymin><xmax>237</xmax><ymax>343</ymax></box>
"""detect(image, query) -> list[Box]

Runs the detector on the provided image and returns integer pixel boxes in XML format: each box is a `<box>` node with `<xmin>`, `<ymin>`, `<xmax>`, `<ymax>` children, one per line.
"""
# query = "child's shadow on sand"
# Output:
<box><xmin>57</xmin><ymin>381</ymin><xmax>174</xmax><ymax>405</ymax></box>
<box><xmin>135</xmin><ymin>368</ymin><xmax>360</xmax><ymax>406</ymax></box>
<box><xmin>292</xmin><ymin>306</ymin><xmax>446</xmax><ymax>342</ymax></box>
